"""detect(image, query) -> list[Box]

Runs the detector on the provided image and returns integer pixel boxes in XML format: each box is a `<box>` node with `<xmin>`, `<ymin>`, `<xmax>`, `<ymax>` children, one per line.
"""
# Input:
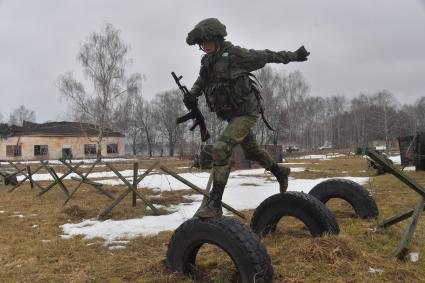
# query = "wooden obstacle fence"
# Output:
<box><xmin>367</xmin><ymin>149</ymin><xmax>425</xmax><ymax>259</ymax></box>
<box><xmin>0</xmin><ymin>159</ymin><xmax>244</xmax><ymax>220</ymax></box>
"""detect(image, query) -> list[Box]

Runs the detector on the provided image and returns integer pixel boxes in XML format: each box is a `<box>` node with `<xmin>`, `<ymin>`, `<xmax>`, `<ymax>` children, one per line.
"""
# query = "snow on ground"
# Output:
<box><xmin>388</xmin><ymin>155</ymin><xmax>401</xmax><ymax>164</ymax></box>
<box><xmin>0</xmin><ymin>158</ymin><xmax>136</xmax><ymax>166</ymax></box>
<box><xmin>60</xmin><ymin>168</ymin><xmax>369</xmax><ymax>244</ymax></box>
<box><xmin>404</xmin><ymin>166</ymin><xmax>416</xmax><ymax>171</ymax></box>
<box><xmin>97</xmin><ymin>167</ymin><xmax>307</xmax><ymax>190</ymax></box>
<box><xmin>296</xmin><ymin>153</ymin><xmax>346</xmax><ymax>160</ymax></box>
<box><xmin>16</xmin><ymin>169</ymin><xmax>148</xmax><ymax>182</ymax></box>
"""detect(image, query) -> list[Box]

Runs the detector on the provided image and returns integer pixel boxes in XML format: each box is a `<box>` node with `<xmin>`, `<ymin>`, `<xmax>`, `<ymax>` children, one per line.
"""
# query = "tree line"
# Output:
<box><xmin>109</xmin><ymin>67</ymin><xmax>425</xmax><ymax>157</ymax></box>
<box><xmin>54</xmin><ymin>23</ymin><xmax>424</xmax><ymax>158</ymax></box>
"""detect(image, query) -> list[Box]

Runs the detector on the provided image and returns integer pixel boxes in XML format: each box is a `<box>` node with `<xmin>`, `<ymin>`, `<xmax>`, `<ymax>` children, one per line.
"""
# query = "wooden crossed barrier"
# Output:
<box><xmin>2</xmin><ymin>159</ymin><xmax>245</xmax><ymax>221</ymax></box>
<box><xmin>368</xmin><ymin>149</ymin><xmax>425</xmax><ymax>259</ymax></box>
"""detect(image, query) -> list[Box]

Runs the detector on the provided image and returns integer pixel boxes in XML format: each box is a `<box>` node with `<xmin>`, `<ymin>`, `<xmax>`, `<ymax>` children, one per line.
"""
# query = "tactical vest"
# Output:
<box><xmin>200</xmin><ymin>44</ymin><xmax>261</xmax><ymax>121</ymax></box>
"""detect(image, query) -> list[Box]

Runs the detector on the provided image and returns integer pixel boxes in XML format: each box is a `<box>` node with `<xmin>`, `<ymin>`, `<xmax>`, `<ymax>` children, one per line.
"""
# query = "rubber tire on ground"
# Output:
<box><xmin>166</xmin><ymin>216</ymin><xmax>273</xmax><ymax>283</ymax></box>
<box><xmin>250</xmin><ymin>192</ymin><xmax>340</xmax><ymax>237</ymax></box>
<box><xmin>5</xmin><ymin>174</ymin><xmax>18</xmax><ymax>186</ymax></box>
<box><xmin>308</xmin><ymin>178</ymin><xmax>379</xmax><ymax>219</ymax></box>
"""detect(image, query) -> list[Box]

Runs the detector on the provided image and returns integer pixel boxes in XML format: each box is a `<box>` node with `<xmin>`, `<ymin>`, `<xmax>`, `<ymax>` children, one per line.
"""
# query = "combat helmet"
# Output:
<box><xmin>186</xmin><ymin>18</ymin><xmax>227</xmax><ymax>45</ymax></box>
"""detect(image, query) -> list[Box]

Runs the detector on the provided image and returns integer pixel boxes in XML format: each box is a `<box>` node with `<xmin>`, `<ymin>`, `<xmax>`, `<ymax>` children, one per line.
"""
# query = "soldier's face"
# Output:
<box><xmin>201</xmin><ymin>40</ymin><xmax>217</xmax><ymax>54</ymax></box>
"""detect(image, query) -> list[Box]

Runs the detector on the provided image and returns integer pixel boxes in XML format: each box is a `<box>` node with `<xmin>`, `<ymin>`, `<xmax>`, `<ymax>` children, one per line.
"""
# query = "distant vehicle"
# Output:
<box><xmin>318</xmin><ymin>145</ymin><xmax>332</xmax><ymax>150</ymax></box>
<box><xmin>318</xmin><ymin>141</ymin><xmax>332</xmax><ymax>150</ymax></box>
<box><xmin>286</xmin><ymin>145</ymin><xmax>299</xmax><ymax>153</ymax></box>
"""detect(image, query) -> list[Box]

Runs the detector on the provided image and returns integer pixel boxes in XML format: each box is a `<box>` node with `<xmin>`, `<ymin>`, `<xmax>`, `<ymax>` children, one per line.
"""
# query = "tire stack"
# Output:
<box><xmin>166</xmin><ymin>179</ymin><xmax>378</xmax><ymax>282</ymax></box>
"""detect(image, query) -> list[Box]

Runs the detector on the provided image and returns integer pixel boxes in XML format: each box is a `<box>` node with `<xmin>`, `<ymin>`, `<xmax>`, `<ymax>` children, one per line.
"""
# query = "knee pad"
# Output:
<box><xmin>212</xmin><ymin>140</ymin><xmax>231</xmax><ymax>166</ymax></box>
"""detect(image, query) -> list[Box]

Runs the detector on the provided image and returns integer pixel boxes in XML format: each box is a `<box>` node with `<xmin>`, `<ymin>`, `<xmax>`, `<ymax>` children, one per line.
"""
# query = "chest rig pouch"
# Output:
<box><xmin>201</xmin><ymin>49</ymin><xmax>252</xmax><ymax>118</ymax></box>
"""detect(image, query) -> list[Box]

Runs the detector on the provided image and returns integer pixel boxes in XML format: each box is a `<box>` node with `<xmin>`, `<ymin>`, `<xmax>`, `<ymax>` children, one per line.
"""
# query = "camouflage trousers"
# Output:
<box><xmin>212</xmin><ymin>115</ymin><xmax>275</xmax><ymax>186</ymax></box>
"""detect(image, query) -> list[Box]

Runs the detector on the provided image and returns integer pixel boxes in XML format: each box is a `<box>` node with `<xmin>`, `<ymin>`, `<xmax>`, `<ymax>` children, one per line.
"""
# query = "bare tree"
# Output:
<box><xmin>151</xmin><ymin>90</ymin><xmax>185</xmax><ymax>156</ymax></box>
<box><xmin>58</xmin><ymin>24</ymin><xmax>141</xmax><ymax>158</ymax></box>
<box><xmin>9</xmin><ymin>105</ymin><xmax>36</xmax><ymax>126</ymax></box>
<box><xmin>275</xmin><ymin>70</ymin><xmax>310</xmax><ymax>145</ymax></box>
<box><xmin>113</xmin><ymin>86</ymin><xmax>144</xmax><ymax>155</ymax></box>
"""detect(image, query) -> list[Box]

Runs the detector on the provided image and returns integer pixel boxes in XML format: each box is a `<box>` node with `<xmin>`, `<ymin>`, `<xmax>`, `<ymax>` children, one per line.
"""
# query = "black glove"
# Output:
<box><xmin>183</xmin><ymin>92</ymin><xmax>198</xmax><ymax>109</ymax></box>
<box><xmin>295</xmin><ymin>45</ymin><xmax>310</xmax><ymax>62</ymax></box>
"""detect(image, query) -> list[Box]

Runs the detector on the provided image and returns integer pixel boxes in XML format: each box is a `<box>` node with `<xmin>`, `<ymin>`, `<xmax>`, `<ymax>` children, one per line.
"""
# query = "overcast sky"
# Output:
<box><xmin>1</xmin><ymin>0</ymin><xmax>425</xmax><ymax>122</ymax></box>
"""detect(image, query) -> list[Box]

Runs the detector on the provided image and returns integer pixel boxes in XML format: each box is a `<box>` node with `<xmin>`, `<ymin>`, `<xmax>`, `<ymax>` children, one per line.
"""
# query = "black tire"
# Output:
<box><xmin>5</xmin><ymin>174</ymin><xmax>18</xmax><ymax>186</ymax></box>
<box><xmin>166</xmin><ymin>216</ymin><xmax>273</xmax><ymax>283</ymax></box>
<box><xmin>308</xmin><ymin>178</ymin><xmax>379</xmax><ymax>219</ymax></box>
<box><xmin>250</xmin><ymin>192</ymin><xmax>339</xmax><ymax>237</ymax></box>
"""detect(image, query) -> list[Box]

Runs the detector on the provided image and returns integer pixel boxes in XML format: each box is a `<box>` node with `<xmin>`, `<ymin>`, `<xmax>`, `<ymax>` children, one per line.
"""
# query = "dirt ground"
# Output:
<box><xmin>1</xmin><ymin>154</ymin><xmax>425</xmax><ymax>282</ymax></box>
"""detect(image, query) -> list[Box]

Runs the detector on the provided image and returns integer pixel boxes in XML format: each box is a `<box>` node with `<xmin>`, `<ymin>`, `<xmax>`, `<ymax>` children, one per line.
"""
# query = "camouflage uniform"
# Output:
<box><xmin>190</xmin><ymin>40</ymin><xmax>298</xmax><ymax>187</ymax></box>
<box><xmin>186</xmin><ymin>18</ymin><xmax>309</xmax><ymax>218</ymax></box>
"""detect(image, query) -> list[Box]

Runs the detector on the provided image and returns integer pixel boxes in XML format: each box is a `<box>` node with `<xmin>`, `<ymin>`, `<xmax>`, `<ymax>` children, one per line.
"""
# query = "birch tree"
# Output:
<box><xmin>58</xmin><ymin>24</ymin><xmax>141</xmax><ymax>158</ymax></box>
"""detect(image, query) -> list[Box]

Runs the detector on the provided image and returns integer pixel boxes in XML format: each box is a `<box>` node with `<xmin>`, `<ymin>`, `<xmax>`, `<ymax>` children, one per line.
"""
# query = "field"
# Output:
<box><xmin>1</xmin><ymin>153</ymin><xmax>425</xmax><ymax>282</ymax></box>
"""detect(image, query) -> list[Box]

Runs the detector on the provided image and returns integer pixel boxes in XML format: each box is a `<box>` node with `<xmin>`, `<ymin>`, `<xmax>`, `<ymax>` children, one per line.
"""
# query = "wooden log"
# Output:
<box><xmin>394</xmin><ymin>198</ymin><xmax>425</xmax><ymax>259</ymax></box>
<box><xmin>160</xmin><ymin>165</ymin><xmax>245</xmax><ymax>219</ymax></box>
<box><xmin>62</xmin><ymin>160</ymin><xmax>98</xmax><ymax>205</ymax></box>
<box><xmin>26</xmin><ymin>165</ymin><xmax>34</xmax><ymax>189</ymax></box>
<box><xmin>36</xmin><ymin>161</ymin><xmax>83</xmax><ymax>197</ymax></box>
<box><xmin>367</xmin><ymin>150</ymin><xmax>425</xmax><ymax>198</ymax></box>
<box><xmin>132</xmin><ymin>162</ymin><xmax>138</xmax><ymax>207</ymax></box>
<box><xmin>99</xmin><ymin>162</ymin><xmax>159</xmax><ymax>218</ymax></box>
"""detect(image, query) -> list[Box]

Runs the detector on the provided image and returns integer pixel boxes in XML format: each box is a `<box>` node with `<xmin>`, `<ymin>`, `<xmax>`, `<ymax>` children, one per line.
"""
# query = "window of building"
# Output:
<box><xmin>6</xmin><ymin>145</ymin><xmax>22</xmax><ymax>157</ymax></box>
<box><xmin>34</xmin><ymin>145</ymin><xmax>48</xmax><ymax>156</ymax></box>
<box><xmin>84</xmin><ymin>144</ymin><xmax>97</xmax><ymax>155</ymax></box>
<box><xmin>107</xmin><ymin>143</ymin><xmax>118</xmax><ymax>154</ymax></box>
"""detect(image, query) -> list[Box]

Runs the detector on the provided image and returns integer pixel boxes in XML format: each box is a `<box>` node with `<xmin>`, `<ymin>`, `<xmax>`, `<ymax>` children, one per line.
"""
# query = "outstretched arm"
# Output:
<box><xmin>231</xmin><ymin>45</ymin><xmax>310</xmax><ymax>73</ymax></box>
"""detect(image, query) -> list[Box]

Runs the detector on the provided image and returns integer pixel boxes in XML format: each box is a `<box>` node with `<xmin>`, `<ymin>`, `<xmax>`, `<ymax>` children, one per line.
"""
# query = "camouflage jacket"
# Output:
<box><xmin>191</xmin><ymin>41</ymin><xmax>297</xmax><ymax>120</ymax></box>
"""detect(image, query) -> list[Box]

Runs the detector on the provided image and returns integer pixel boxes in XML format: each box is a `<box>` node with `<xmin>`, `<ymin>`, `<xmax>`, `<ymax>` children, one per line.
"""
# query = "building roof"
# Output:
<box><xmin>0</xmin><ymin>123</ymin><xmax>11</xmax><ymax>138</ymax></box>
<box><xmin>3</xmin><ymin>121</ymin><xmax>124</xmax><ymax>138</ymax></box>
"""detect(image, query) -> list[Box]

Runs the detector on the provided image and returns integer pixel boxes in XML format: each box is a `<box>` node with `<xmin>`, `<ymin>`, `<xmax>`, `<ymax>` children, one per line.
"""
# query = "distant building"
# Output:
<box><xmin>0</xmin><ymin>121</ymin><xmax>125</xmax><ymax>161</ymax></box>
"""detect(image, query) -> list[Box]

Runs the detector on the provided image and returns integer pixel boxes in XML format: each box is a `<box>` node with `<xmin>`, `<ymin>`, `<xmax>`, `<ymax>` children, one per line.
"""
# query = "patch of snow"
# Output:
<box><xmin>30</xmin><ymin>214</ymin><xmax>38</xmax><ymax>217</ymax></box>
<box><xmin>368</xmin><ymin>267</ymin><xmax>384</xmax><ymax>274</ymax></box>
<box><xmin>60</xmin><ymin>235</ymin><xmax>73</xmax><ymax>240</ymax></box>
<box><xmin>0</xmin><ymin>211</ymin><xmax>5</xmax><ymax>214</ymax></box>
<box><xmin>404</xmin><ymin>166</ymin><xmax>416</xmax><ymax>171</ymax></box>
<box><xmin>32</xmin><ymin>225</ymin><xmax>39</xmax><ymax>228</ymax></box>
<box><xmin>409</xmin><ymin>252</ymin><xmax>419</xmax><ymax>262</ymax></box>
<box><xmin>17</xmin><ymin>169</ymin><xmax>147</xmax><ymax>182</ymax></box>
<box><xmin>177</xmin><ymin>166</ymin><xmax>190</xmax><ymax>169</ymax></box>
<box><xmin>0</xmin><ymin>158</ymin><xmax>136</xmax><ymax>166</ymax></box>
<box><xmin>60</xmin><ymin>172</ymin><xmax>369</xmax><ymax>242</ymax></box>
<box><xmin>296</xmin><ymin>153</ymin><xmax>346</xmax><ymax>160</ymax></box>
<box><xmin>110</xmin><ymin>240</ymin><xmax>129</xmax><ymax>245</ymax></box>
<box><xmin>9</xmin><ymin>214</ymin><xmax>24</xmax><ymax>218</ymax></box>
<box><xmin>388</xmin><ymin>155</ymin><xmax>401</xmax><ymax>164</ymax></box>
<box><xmin>183</xmin><ymin>195</ymin><xmax>203</xmax><ymax>201</ymax></box>
<box><xmin>108</xmin><ymin>245</ymin><xmax>126</xmax><ymax>250</ymax></box>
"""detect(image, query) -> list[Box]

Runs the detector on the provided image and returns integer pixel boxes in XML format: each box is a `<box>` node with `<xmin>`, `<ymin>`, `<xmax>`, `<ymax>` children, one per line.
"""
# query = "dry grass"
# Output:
<box><xmin>1</xmin><ymin>155</ymin><xmax>425</xmax><ymax>282</ymax></box>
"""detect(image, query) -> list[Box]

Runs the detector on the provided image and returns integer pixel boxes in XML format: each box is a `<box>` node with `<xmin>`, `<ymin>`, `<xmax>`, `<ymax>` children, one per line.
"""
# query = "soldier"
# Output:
<box><xmin>185</xmin><ymin>18</ymin><xmax>310</xmax><ymax>218</ymax></box>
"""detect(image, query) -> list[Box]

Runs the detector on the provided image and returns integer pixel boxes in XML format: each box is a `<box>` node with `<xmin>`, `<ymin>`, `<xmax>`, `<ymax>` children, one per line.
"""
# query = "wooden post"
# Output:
<box><xmin>394</xmin><ymin>198</ymin><xmax>425</xmax><ymax>259</ymax></box>
<box><xmin>26</xmin><ymin>165</ymin><xmax>34</xmax><ymax>189</ymax></box>
<box><xmin>8</xmin><ymin>162</ymin><xmax>45</xmax><ymax>193</ymax></box>
<box><xmin>98</xmin><ymin>161</ymin><xmax>159</xmax><ymax>219</ymax></box>
<box><xmin>367</xmin><ymin>149</ymin><xmax>425</xmax><ymax>259</ymax></box>
<box><xmin>37</xmin><ymin>161</ymin><xmax>83</xmax><ymax>197</ymax></box>
<box><xmin>132</xmin><ymin>162</ymin><xmax>138</xmax><ymax>207</ymax></box>
<box><xmin>201</xmin><ymin>169</ymin><xmax>214</xmax><ymax>206</ymax></box>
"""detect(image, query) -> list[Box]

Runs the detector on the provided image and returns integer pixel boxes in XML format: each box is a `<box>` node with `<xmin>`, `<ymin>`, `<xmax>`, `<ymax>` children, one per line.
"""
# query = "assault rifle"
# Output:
<box><xmin>171</xmin><ymin>72</ymin><xmax>210</xmax><ymax>142</ymax></box>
